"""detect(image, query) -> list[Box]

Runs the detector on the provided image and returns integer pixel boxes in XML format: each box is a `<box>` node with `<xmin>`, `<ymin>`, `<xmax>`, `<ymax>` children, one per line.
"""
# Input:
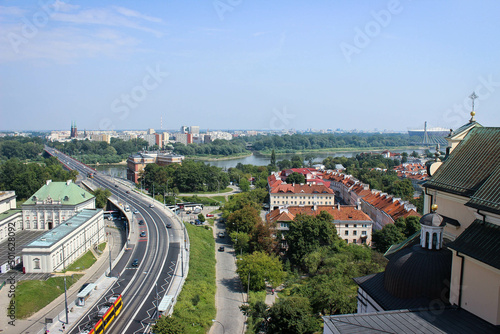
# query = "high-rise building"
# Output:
<box><xmin>190</xmin><ymin>126</ymin><xmax>200</xmax><ymax>134</ymax></box>
<box><xmin>180</xmin><ymin>125</ymin><xmax>189</xmax><ymax>134</ymax></box>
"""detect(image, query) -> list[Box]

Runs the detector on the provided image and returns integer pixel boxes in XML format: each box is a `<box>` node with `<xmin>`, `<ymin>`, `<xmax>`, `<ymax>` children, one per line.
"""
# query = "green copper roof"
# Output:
<box><xmin>425</xmin><ymin>127</ymin><xmax>500</xmax><ymax>199</ymax></box>
<box><xmin>466</xmin><ymin>164</ymin><xmax>500</xmax><ymax>214</ymax></box>
<box><xmin>22</xmin><ymin>181</ymin><xmax>94</xmax><ymax>206</ymax></box>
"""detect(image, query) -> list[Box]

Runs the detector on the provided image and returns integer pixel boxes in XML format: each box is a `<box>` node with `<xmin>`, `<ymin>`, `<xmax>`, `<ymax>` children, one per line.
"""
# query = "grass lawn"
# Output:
<box><xmin>98</xmin><ymin>242</ymin><xmax>106</xmax><ymax>252</ymax></box>
<box><xmin>172</xmin><ymin>223</ymin><xmax>216</xmax><ymax>333</ymax></box>
<box><xmin>183</xmin><ymin>187</ymin><xmax>232</xmax><ymax>195</ymax></box>
<box><xmin>15</xmin><ymin>274</ymin><xmax>83</xmax><ymax>319</ymax></box>
<box><xmin>210</xmin><ymin>196</ymin><xmax>227</xmax><ymax>205</ymax></box>
<box><xmin>64</xmin><ymin>250</ymin><xmax>97</xmax><ymax>272</ymax></box>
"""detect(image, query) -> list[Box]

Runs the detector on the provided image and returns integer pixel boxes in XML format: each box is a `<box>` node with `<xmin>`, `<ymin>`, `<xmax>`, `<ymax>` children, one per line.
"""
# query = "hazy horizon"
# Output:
<box><xmin>1</xmin><ymin>1</ymin><xmax>499</xmax><ymax>132</ymax></box>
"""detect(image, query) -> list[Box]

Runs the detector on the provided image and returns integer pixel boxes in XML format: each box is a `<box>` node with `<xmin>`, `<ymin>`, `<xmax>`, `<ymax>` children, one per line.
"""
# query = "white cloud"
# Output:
<box><xmin>114</xmin><ymin>6</ymin><xmax>162</xmax><ymax>23</ymax></box>
<box><xmin>0</xmin><ymin>3</ymin><xmax>165</xmax><ymax>63</ymax></box>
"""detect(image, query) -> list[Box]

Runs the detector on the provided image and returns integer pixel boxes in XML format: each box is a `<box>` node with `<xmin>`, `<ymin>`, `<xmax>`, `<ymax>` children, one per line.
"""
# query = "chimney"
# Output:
<box><xmin>337</xmin><ymin>203</ymin><xmax>340</xmax><ymax>210</ymax></box>
<box><xmin>357</xmin><ymin>200</ymin><xmax>361</xmax><ymax>210</ymax></box>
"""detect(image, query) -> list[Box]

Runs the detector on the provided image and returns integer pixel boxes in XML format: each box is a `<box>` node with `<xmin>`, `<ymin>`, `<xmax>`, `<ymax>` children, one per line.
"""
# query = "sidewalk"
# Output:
<box><xmin>0</xmin><ymin>223</ymin><xmax>125</xmax><ymax>334</ymax></box>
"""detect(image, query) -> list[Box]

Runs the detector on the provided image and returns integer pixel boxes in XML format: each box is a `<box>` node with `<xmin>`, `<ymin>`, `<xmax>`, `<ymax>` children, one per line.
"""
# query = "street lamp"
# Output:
<box><xmin>211</xmin><ymin>319</ymin><xmax>225</xmax><ymax>334</ymax></box>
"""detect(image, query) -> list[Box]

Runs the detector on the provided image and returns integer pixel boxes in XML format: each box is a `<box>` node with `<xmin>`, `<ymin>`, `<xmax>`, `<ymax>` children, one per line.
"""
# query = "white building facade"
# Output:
<box><xmin>22</xmin><ymin>209</ymin><xmax>105</xmax><ymax>273</ymax></box>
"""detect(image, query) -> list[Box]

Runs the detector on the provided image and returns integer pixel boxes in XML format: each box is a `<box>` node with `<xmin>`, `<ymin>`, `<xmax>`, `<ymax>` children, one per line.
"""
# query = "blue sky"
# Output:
<box><xmin>1</xmin><ymin>0</ymin><xmax>499</xmax><ymax>132</ymax></box>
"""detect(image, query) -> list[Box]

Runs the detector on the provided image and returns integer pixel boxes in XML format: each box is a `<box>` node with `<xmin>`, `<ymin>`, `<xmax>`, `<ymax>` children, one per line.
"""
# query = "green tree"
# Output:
<box><xmin>230</xmin><ymin>231</ymin><xmax>250</xmax><ymax>254</ymax></box>
<box><xmin>372</xmin><ymin>224</ymin><xmax>406</xmax><ymax>253</ymax></box>
<box><xmin>239</xmin><ymin>178</ymin><xmax>251</xmax><ymax>192</ymax></box>
<box><xmin>92</xmin><ymin>188</ymin><xmax>111</xmax><ymax>208</ymax></box>
<box><xmin>286</xmin><ymin>172</ymin><xmax>305</xmax><ymax>185</ymax></box>
<box><xmin>236</xmin><ymin>251</ymin><xmax>285</xmax><ymax>291</ymax></box>
<box><xmin>277</xmin><ymin>159</ymin><xmax>291</xmax><ymax>170</ymax></box>
<box><xmin>270</xmin><ymin>149</ymin><xmax>276</xmax><ymax>167</ymax></box>
<box><xmin>388</xmin><ymin>179</ymin><xmax>414</xmax><ymax>200</ymax></box>
<box><xmin>266</xmin><ymin>297</ymin><xmax>320</xmax><ymax>334</ymax></box>
<box><xmin>197</xmin><ymin>213</ymin><xmax>205</xmax><ymax>222</ymax></box>
<box><xmin>286</xmin><ymin>212</ymin><xmax>339</xmax><ymax>267</ymax></box>
<box><xmin>290</xmin><ymin>155</ymin><xmax>303</xmax><ymax>168</ymax></box>
<box><xmin>152</xmin><ymin>316</ymin><xmax>186</xmax><ymax>334</ymax></box>
<box><xmin>226</xmin><ymin>205</ymin><xmax>261</xmax><ymax>234</ymax></box>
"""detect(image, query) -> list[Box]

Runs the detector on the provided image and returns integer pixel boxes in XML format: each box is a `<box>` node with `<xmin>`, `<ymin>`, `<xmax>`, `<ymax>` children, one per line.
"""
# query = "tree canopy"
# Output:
<box><xmin>236</xmin><ymin>251</ymin><xmax>285</xmax><ymax>291</ymax></box>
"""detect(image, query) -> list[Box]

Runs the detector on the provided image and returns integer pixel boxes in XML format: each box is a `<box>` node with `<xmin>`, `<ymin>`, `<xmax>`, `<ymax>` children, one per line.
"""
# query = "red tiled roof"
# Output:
<box><xmin>268</xmin><ymin>205</ymin><xmax>372</xmax><ymax>223</ymax></box>
<box><xmin>270</xmin><ymin>183</ymin><xmax>334</xmax><ymax>194</ymax></box>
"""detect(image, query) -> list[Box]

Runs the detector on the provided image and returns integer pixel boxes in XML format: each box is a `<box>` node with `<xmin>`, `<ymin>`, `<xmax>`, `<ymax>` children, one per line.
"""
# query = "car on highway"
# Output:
<box><xmin>115</xmin><ymin>184</ymin><xmax>119</xmax><ymax>187</ymax></box>
<box><xmin>166</xmin><ymin>223</ymin><xmax>172</xmax><ymax>228</ymax></box>
<box><xmin>140</xmin><ymin>231</ymin><xmax>146</xmax><ymax>237</ymax></box>
<box><xmin>131</xmin><ymin>259</ymin><xmax>139</xmax><ymax>267</ymax></box>
<box><xmin>149</xmin><ymin>204</ymin><xmax>155</xmax><ymax>208</ymax></box>
<box><xmin>139</xmin><ymin>220</ymin><xmax>144</xmax><ymax>225</ymax></box>
<box><xmin>133</xmin><ymin>210</ymin><xmax>139</xmax><ymax>214</ymax></box>
<box><xmin>218</xmin><ymin>246</ymin><xmax>225</xmax><ymax>252</ymax></box>
<box><xmin>126</xmin><ymin>190</ymin><xmax>130</xmax><ymax>194</ymax></box>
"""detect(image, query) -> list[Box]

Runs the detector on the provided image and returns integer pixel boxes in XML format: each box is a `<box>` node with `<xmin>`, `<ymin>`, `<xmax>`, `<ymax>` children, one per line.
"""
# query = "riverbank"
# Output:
<box><xmin>191</xmin><ymin>152</ymin><xmax>253</xmax><ymax>161</ymax></box>
<box><xmin>89</xmin><ymin>160</ymin><xmax>127</xmax><ymax>166</ymax></box>
<box><xmin>257</xmin><ymin>146</ymin><xmax>424</xmax><ymax>157</ymax></box>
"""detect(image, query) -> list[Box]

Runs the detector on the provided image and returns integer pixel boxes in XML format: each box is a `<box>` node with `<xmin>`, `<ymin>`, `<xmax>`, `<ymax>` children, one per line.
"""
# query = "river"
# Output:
<box><xmin>94</xmin><ymin>148</ymin><xmax>426</xmax><ymax>176</ymax></box>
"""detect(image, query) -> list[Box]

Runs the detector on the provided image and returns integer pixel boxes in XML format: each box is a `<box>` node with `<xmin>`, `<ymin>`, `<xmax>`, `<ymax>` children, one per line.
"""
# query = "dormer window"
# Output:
<box><xmin>64</xmin><ymin>196</ymin><xmax>69</xmax><ymax>201</ymax></box>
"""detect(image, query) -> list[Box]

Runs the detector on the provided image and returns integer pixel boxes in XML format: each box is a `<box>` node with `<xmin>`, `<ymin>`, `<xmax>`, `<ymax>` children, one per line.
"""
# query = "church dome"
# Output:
<box><xmin>420</xmin><ymin>211</ymin><xmax>445</xmax><ymax>227</ymax></box>
<box><xmin>384</xmin><ymin>244</ymin><xmax>452</xmax><ymax>300</ymax></box>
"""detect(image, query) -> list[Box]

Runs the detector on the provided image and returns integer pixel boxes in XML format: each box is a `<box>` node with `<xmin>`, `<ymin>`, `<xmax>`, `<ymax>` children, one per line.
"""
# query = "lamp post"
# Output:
<box><xmin>211</xmin><ymin>319</ymin><xmax>225</xmax><ymax>334</ymax></box>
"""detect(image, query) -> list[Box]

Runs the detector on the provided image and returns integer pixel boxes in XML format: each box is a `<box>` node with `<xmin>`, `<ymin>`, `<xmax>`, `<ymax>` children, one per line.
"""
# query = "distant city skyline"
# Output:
<box><xmin>1</xmin><ymin>0</ymin><xmax>499</xmax><ymax>131</ymax></box>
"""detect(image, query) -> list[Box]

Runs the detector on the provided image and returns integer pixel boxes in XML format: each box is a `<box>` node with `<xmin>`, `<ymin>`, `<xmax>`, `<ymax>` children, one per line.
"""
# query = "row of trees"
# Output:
<box><xmin>172</xmin><ymin>138</ymin><xmax>248</xmax><ymax>156</ymax></box>
<box><xmin>250</xmin><ymin>133</ymin><xmax>410</xmax><ymax>152</ymax></box>
<box><xmin>0</xmin><ymin>157</ymin><xmax>78</xmax><ymax>200</ymax></box>
<box><xmin>50</xmin><ymin>138</ymin><xmax>149</xmax><ymax>164</ymax></box>
<box><xmin>140</xmin><ymin>160</ymin><xmax>230</xmax><ymax>195</ymax></box>
<box><xmin>0</xmin><ymin>136</ymin><xmax>45</xmax><ymax>161</ymax></box>
<box><xmin>372</xmin><ymin>216</ymin><xmax>421</xmax><ymax>253</ymax></box>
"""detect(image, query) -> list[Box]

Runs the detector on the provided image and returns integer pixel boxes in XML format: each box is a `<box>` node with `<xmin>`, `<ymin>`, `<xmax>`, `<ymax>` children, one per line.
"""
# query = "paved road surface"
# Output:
<box><xmin>210</xmin><ymin>218</ymin><xmax>246</xmax><ymax>334</ymax></box>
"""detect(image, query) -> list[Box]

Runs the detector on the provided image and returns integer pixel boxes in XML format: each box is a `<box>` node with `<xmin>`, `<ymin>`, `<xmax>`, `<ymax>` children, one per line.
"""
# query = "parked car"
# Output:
<box><xmin>139</xmin><ymin>220</ymin><xmax>144</xmax><ymax>225</ymax></box>
<box><xmin>131</xmin><ymin>259</ymin><xmax>139</xmax><ymax>267</ymax></box>
<box><xmin>218</xmin><ymin>246</ymin><xmax>225</xmax><ymax>252</ymax></box>
<box><xmin>218</xmin><ymin>232</ymin><xmax>225</xmax><ymax>238</ymax></box>
<box><xmin>140</xmin><ymin>231</ymin><xmax>146</xmax><ymax>237</ymax></box>
<box><xmin>206</xmin><ymin>214</ymin><xmax>214</xmax><ymax>217</ymax></box>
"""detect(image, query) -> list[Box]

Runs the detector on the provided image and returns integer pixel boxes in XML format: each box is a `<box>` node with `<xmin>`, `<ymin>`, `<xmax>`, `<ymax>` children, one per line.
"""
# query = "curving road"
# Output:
<box><xmin>45</xmin><ymin>146</ymin><xmax>184</xmax><ymax>334</ymax></box>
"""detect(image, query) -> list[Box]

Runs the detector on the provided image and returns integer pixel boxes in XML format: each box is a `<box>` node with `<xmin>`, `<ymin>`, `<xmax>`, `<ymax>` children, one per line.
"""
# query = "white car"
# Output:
<box><xmin>149</xmin><ymin>204</ymin><xmax>155</xmax><ymax>208</ymax></box>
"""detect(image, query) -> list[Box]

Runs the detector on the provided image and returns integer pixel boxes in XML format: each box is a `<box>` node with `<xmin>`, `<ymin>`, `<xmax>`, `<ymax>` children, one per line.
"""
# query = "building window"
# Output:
<box><xmin>345</xmin><ymin>224</ymin><xmax>349</xmax><ymax>228</ymax></box>
<box><xmin>353</xmin><ymin>231</ymin><xmax>357</xmax><ymax>236</ymax></box>
<box><xmin>361</xmin><ymin>239</ymin><xmax>366</xmax><ymax>244</ymax></box>
<box><xmin>362</xmin><ymin>231</ymin><xmax>367</xmax><ymax>236</ymax></box>
<box><xmin>345</xmin><ymin>231</ymin><xmax>349</xmax><ymax>236</ymax></box>
<box><xmin>353</xmin><ymin>239</ymin><xmax>357</xmax><ymax>244</ymax></box>
<box><xmin>353</xmin><ymin>224</ymin><xmax>357</xmax><ymax>228</ymax></box>
<box><xmin>34</xmin><ymin>258</ymin><xmax>40</xmax><ymax>269</ymax></box>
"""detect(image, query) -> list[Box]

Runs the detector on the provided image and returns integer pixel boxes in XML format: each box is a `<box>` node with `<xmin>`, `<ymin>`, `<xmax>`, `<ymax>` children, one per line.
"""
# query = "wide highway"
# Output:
<box><xmin>45</xmin><ymin>146</ymin><xmax>183</xmax><ymax>334</ymax></box>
